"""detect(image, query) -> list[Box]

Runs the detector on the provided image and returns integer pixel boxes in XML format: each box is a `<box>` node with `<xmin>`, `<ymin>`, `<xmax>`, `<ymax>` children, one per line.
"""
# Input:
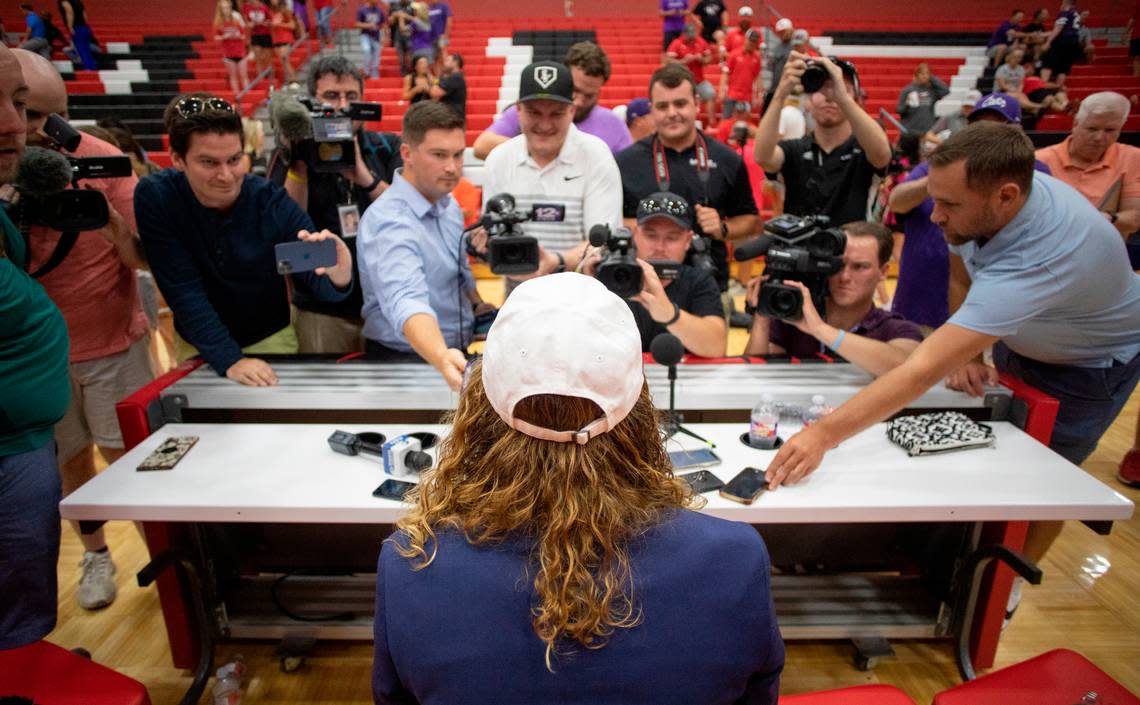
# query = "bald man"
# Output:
<box><xmin>14</xmin><ymin>48</ymin><xmax>152</xmax><ymax>611</ymax></box>
<box><xmin>0</xmin><ymin>43</ymin><xmax>71</xmax><ymax>648</ymax></box>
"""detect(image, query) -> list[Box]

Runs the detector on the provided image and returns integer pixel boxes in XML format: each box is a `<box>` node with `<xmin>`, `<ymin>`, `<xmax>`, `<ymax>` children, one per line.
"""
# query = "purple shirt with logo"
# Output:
<box><xmin>769</xmin><ymin>306</ymin><xmax>924</xmax><ymax>358</ymax></box>
<box><xmin>357</xmin><ymin>5</ymin><xmax>384</xmax><ymax>39</ymax></box>
<box><xmin>1055</xmin><ymin>8</ymin><xmax>1080</xmax><ymax>39</ymax></box>
<box><xmin>661</xmin><ymin>0</ymin><xmax>689</xmax><ymax>33</ymax></box>
<box><xmin>488</xmin><ymin>104</ymin><xmax>633</xmax><ymax>154</ymax></box>
<box><xmin>428</xmin><ymin>2</ymin><xmax>452</xmax><ymax>40</ymax></box>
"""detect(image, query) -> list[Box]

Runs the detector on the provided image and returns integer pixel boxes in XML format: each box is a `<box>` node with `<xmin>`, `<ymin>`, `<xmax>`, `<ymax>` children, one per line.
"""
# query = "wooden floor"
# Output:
<box><xmin>44</xmin><ymin>280</ymin><xmax>1140</xmax><ymax>704</ymax></box>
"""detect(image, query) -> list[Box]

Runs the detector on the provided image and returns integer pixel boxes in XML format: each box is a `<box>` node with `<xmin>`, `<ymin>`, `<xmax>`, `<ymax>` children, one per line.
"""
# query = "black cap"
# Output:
<box><xmin>637</xmin><ymin>191</ymin><xmax>692</xmax><ymax>229</ymax></box>
<box><xmin>518</xmin><ymin>61</ymin><xmax>574</xmax><ymax>105</ymax></box>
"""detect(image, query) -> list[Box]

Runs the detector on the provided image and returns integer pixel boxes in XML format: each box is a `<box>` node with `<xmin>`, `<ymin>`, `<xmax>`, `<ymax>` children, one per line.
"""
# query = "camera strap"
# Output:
<box><xmin>28</xmin><ymin>231</ymin><xmax>80</xmax><ymax>279</ymax></box>
<box><xmin>652</xmin><ymin>133</ymin><xmax>711</xmax><ymax>201</ymax></box>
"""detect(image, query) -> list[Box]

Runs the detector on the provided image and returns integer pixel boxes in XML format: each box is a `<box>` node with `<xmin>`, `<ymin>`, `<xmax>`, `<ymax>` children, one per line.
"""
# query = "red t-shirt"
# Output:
<box><xmin>725</xmin><ymin>48</ymin><xmax>761</xmax><ymax>101</ymax></box>
<box><xmin>244</xmin><ymin>1</ymin><xmax>271</xmax><ymax>36</ymax></box>
<box><xmin>314</xmin><ymin>0</ymin><xmax>332</xmax><ymax>8</ymax></box>
<box><xmin>723</xmin><ymin>27</ymin><xmax>755</xmax><ymax>55</ymax></box>
<box><xmin>27</xmin><ymin>135</ymin><xmax>148</xmax><ymax>363</ymax></box>
<box><xmin>218</xmin><ymin>17</ymin><xmax>247</xmax><ymax>59</ymax></box>
<box><xmin>271</xmin><ymin>9</ymin><xmax>295</xmax><ymax>45</ymax></box>
<box><xmin>1023</xmin><ymin>75</ymin><xmax>1045</xmax><ymax>94</ymax></box>
<box><xmin>667</xmin><ymin>37</ymin><xmax>710</xmax><ymax>65</ymax></box>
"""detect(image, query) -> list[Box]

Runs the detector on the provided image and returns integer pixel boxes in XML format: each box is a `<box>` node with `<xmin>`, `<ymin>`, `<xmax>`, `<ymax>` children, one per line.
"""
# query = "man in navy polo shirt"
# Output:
<box><xmin>136</xmin><ymin>93</ymin><xmax>354</xmax><ymax>386</ymax></box>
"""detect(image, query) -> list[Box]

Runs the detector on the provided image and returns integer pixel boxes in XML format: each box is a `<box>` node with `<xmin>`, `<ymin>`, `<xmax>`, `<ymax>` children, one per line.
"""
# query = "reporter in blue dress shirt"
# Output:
<box><xmin>358</xmin><ymin>101</ymin><xmax>494</xmax><ymax>390</ymax></box>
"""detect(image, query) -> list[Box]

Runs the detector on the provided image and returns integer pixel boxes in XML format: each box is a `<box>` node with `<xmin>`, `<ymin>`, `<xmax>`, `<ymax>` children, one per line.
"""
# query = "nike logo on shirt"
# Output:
<box><xmin>563</xmin><ymin>175</ymin><xmax>583</xmax><ymax>181</ymax></box>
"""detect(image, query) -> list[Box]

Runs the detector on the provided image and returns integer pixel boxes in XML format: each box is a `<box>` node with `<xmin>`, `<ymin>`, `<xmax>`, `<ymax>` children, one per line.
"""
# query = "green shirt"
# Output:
<box><xmin>0</xmin><ymin>207</ymin><xmax>70</xmax><ymax>456</ymax></box>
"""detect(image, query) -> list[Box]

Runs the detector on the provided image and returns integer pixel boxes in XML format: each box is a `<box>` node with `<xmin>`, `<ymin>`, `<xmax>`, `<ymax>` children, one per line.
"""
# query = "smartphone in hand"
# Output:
<box><xmin>275</xmin><ymin>239</ymin><xmax>337</xmax><ymax>274</ymax></box>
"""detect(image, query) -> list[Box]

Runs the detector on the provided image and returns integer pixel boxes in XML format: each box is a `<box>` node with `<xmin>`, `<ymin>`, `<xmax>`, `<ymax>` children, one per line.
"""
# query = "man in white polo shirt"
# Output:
<box><xmin>481</xmin><ymin>61</ymin><xmax>623</xmax><ymax>277</ymax></box>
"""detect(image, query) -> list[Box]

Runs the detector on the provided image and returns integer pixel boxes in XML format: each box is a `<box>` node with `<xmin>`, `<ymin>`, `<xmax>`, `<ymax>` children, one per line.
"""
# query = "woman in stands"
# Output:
<box><xmin>268</xmin><ymin>0</ymin><xmax>298</xmax><ymax>84</ymax></box>
<box><xmin>401</xmin><ymin>54</ymin><xmax>433</xmax><ymax>104</ymax></box>
<box><xmin>372</xmin><ymin>273</ymin><xmax>784</xmax><ymax>705</ymax></box>
<box><xmin>242</xmin><ymin>0</ymin><xmax>275</xmax><ymax>85</ymax></box>
<box><xmin>214</xmin><ymin>0</ymin><xmax>251</xmax><ymax>95</ymax></box>
<box><xmin>58</xmin><ymin>0</ymin><xmax>96</xmax><ymax>71</ymax></box>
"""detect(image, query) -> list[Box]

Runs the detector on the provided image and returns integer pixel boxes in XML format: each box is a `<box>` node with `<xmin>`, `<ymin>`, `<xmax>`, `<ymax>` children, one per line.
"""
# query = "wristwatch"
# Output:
<box><xmin>719</xmin><ymin>219</ymin><xmax>729</xmax><ymax>239</ymax></box>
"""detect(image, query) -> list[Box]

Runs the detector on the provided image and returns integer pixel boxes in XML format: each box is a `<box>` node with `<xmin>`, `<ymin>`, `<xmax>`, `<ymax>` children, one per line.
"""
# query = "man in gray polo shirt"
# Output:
<box><xmin>765</xmin><ymin>122</ymin><xmax>1140</xmax><ymax>562</ymax></box>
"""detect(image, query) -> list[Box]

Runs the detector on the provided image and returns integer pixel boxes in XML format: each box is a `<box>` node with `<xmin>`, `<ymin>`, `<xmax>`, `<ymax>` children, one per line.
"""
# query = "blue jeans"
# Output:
<box><xmin>316</xmin><ymin>6</ymin><xmax>333</xmax><ymax>43</ymax></box>
<box><xmin>71</xmin><ymin>24</ymin><xmax>97</xmax><ymax>70</ymax></box>
<box><xmin>994</xmin><ymin>342</ymin><xmax>1140</xmax><ymax>465</ymax></box>
<box><xmin>0</xmin><ymin>441</ymin><xmax>62</xmax><ymax>649</ymax></box>
<box><xmin>361</xmin><ymin>33</ymin><xmax>381</xmax><ymax>78</ymax></box>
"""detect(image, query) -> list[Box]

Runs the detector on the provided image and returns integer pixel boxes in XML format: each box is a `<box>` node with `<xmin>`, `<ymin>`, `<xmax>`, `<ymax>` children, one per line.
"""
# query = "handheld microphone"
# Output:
<box><xmin>733</xmin><ymin>234</ymin><xmax>774</xmax><ymax>261</ymax></box>
<box><xmin>15</xmin><ymin>146</ymin><xmax>73</xmax><ymax>196</ymax></box>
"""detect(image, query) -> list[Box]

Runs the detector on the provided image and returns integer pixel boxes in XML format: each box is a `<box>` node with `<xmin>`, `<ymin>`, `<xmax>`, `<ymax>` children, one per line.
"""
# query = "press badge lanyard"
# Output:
<box><xmin>652</xmin><ymin>133</ymin><xmax>711</xmax><ymax>203</ymax></box>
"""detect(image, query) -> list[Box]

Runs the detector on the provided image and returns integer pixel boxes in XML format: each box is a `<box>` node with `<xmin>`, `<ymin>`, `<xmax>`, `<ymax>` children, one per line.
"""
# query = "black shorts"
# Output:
<box><xmin>223</xmin><ymin>56</ymin><xmax>243</xmax><ymax>64</ymax></box>
<box><xmin>663</xmin><ymin>30</ymin><xmax>681</xmax><ymax>50</ymax></box>
<box><xmin>251</xmin><ymin>33</ymin><xmax>273</xmax><ymax>48</ymax></box>
<box><xmin>1028</xmin><ymin>87</ymin><xmax>1057</xmax><ymax>103</ymax></box>
<box><xmin>1043</xmin><ymin>36</ymin><xmax>1082</xmax><ymax>76</ymax></box>
<box><xmin>1131</xmin><ymin>37</ymin><xmax>1140</xmax><ymax>58</ymax></box>
<box><xmin>272</xmin><ymin>41</ymin><xmax>289</xmax><ymax>48</ymax></box>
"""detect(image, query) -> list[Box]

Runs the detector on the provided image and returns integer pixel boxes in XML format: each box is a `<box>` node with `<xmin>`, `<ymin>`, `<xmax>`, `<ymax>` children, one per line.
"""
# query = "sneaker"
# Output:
<box><xmin>1002</xmin><ymin>576</ymin><xmax>1024</xmax><ymax>630</ymax></box>
<box><xmin>1117</xmin><ymin>448</ymin><xmax>1140</xmax><ymax>488</ymax></box>
<box><xmin>78</xmin><ymin>550</ymin><xmax>117</xmax><ymax>610</ymax></box>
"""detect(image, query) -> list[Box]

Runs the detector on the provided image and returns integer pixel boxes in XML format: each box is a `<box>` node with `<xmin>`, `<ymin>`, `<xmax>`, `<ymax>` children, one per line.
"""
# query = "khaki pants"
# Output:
<box><xmin>294</xmin><ymin>308</ymin><xmax>364</xmax><ymax>354</ymax></box>
<box><xmin>174</xmin><ymin>326</ymin><xmax>299</xmax><ymax>365</ymax></box>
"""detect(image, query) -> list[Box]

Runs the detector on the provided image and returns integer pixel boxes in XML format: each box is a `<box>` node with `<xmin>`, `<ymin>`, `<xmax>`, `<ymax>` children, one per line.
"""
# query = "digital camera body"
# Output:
<box><xmin>296</xmin><ymin>98</ymin><xmax>383</xmax><ymax>173</ymax></box>
<box><xmin>382</xmin><ymin>435</ymin><xmax>432</xmax><ymax>477</ymax></box>
<box><xmin>751</xmin><ymin>214</ymin><xmax>846</xmax><ymax>320</ymax></box>
<box><xmin>20</xmin><ymin>155</ymin><xmax>134</xmax><ymax>232</ymax></box>
<box><xmin>479</xmin><ymin>194</ymin><xmax>541</xmax><ymax>275</ymax></box>
<box><xmin>589</xmin><ymin>224</ymin><xmax>642</xmax><ymax>299</ymax></box>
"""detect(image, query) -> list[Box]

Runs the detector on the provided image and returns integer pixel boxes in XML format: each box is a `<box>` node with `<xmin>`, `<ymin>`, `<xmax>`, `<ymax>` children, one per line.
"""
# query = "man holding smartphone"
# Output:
<box><xmin>586</xmin><ymin>192</ymin><xmax>726</xmax><ymax>357</ymax></box>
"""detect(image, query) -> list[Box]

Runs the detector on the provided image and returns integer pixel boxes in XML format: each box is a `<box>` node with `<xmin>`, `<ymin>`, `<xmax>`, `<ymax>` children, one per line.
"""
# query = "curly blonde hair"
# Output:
<box><xmin>393</xmin><ymin>360</ymin><xmax>700</xmax><ymax>669</ymax></box>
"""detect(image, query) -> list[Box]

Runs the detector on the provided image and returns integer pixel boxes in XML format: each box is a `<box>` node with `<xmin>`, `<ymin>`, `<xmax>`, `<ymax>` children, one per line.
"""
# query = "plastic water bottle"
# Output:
<box><xmin>749</xmin><ymin>393</ymin><xmax>780</xmax><ymax>449</ymax></box>
<box><xmin>803</xmin><ymin>395</ymin><xmax>832</xmax><ymax>427</ymax></box>
<box><xmin>212</xmin><ymin>655</ymin><xmax>246</xmax><ymax>705</ymax></box>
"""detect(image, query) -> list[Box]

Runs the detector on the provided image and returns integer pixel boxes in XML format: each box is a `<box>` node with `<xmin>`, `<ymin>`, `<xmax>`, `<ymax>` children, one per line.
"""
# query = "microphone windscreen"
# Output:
<box><xmin>733</xmin><ymin>234</ymin><xmax>774</xmax><ymax>261</ymax></box>
<box><xmin>588</xmin><ymin>224</ymin><xmax>610</xmax><ymax>248</ymax></box>
<box><xmin>650</xmin><ymin>333</ymin><xmax>685</xmax><ymax>367</ymax></box>
<box><xmin>485</xmin><ymin>193</ymin><xmax>515</xmax><ymax>214</ymax></box>
<box><xmin>15</xmin><ymin>146</ymin><xmax>73</xmax><ymax>196</ymax></box>
<box><xmin>270</xmin><ymin>92</ymin><xmax>313</xmax><ymax>144</ymax></box>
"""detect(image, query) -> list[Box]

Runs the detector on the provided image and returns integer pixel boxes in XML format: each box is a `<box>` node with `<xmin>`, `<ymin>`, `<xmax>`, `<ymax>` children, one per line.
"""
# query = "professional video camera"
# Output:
<box><xmin>734</xmin><ymin>214</ymin><xmax>846</xmax><ymax>320</ymax></box>
<box><xmin>465</xmin><ymin>193</ymin><xmax>542</xmax><ymax>275</ymax></box>
<box><xmin>270</xmin><ymin>89</ymin><xmax>383</xmax><ymax>173</ymax></box>
<box><xmin>12</xmin><ymin>116</ymin><xmax>133</xmax><ymax>233</ymax></box>
<box><xmin>800</xmin><ymin>56</ymin><xmax>860</xmax><ymax>94</ymax></box>
<box><xmin>588</xmin><ymin>223</ymin><xmax>642</xmax><ymax>299</ymax></box>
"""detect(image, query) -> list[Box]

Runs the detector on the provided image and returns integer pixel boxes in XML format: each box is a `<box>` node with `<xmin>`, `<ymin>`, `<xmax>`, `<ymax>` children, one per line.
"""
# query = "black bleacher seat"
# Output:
<box><xmin>512</xmin><ymin>30</ymin><xmax>598</xmax><ymax>63</ymax></box>
<box><xmin>826</xmin><ymin>31</ymin><xmax>990</xmax><ymax>46</ymax></box>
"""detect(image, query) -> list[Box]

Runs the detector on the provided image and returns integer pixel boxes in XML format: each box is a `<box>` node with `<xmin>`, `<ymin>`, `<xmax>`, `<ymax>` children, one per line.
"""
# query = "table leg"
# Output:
<box><xmin>968</xmin><ymin>520</ymin><xmax>1029</xmax><ymax>670</ymax></box>
<box><xmin>142</xmin><ymin>521</ymin><xmax>201</xmax><ymax>670</ymax></box>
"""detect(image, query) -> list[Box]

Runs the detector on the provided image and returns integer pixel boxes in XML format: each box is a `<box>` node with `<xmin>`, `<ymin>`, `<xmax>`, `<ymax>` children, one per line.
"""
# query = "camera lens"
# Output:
<box><xmin>500</xmin><ymin>244</ymin><xmax>522</xmax><ymax>263</ymax></box>
<box><xmin>809</xmin><ymin>228</ymin><xmax>847</xmax><ymax>257</ymax></box>
<box><xmin>800</xmin><ymin>64</ymin><xmax>827</xmax><ymax>93</ymax></box>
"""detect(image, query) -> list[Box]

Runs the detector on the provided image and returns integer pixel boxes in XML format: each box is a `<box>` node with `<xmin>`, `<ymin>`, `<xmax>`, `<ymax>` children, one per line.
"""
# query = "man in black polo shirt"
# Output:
<box><xmin>754</xmin><ymin>53</ymin><xmax>891</xmax><ymax>225</ymax></box>
<box><xmin>430</xmin><ymin>52</ymin><xmax>466</xmax><ymax>121</ymax></box>
<box><xmin>586</xmin><ymin>193</ymin><xmax>725</xmax><ymax>357</ymax></box>
<box><xmin>616</xmin><ymin>63</ymin><xmax>758</xmax><ymax>296</ymax></box>
<box><xmin>271</xmin><ymin>55</ymin><xmax>402</xmax><ymax>353</ymax></box>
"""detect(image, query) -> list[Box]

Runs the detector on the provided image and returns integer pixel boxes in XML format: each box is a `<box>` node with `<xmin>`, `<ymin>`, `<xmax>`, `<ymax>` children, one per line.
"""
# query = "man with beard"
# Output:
<box><xmin>754</xmin><ymin>52</ymin><xmax>892</xmax><ymax>225</ymax></box>
<box><xmin>763</xmin><ymin>125</ymin><xmax>1140</xmax><ymax>595</ymax></box>
<box><xmin>472</xmin><ymin>42</ymin><xmax>631</xmax><ymax>159</ymax></box>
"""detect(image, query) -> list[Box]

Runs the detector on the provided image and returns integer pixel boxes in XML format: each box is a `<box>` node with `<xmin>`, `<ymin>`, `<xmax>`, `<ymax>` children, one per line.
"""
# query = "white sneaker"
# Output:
<box><xmin>1002</xmin><ymin>576</ymin><xmax>1025</xmax><ymax>630</ymax></box>
<box><xmin>78</xmin><ymin>550</ymin><xmax>117</xmax><ymax>610</ymax></box>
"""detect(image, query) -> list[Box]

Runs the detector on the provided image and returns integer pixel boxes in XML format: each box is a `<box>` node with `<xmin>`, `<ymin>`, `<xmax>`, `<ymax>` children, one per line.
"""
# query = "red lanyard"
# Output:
<box><xmin>653</xmin><ymin>132</ymin><xmax>711</xmax><ymax>198</ymax></box>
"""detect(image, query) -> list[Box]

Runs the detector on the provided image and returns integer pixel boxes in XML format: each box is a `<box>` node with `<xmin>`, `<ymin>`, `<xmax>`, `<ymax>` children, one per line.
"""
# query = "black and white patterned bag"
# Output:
<box><xmin>886</xmin><ymin>412</ymin><xmax>995</xmax><ymax>457</ymax></box>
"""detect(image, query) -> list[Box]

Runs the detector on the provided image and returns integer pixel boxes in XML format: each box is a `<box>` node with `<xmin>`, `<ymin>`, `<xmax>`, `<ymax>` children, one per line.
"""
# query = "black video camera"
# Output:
<box><xmin>589</xmin><ymin>224</ymin><xmax>642</xmax><ymax>299</ymax></box>
<box><xmin>296</xmin><ymin>97</ymin><xmax>383</xmax><ymax>173</ymax></box>
<box><xmin>745</xmin><ymin>214</ymin><xmax>846</xmax><ymax>320</ymax></box>
<box><xmin>474</xmin><ymin>193</ymin><xmax>541</xmax><ymax>275</ymax></box>
<box><xmin>800</xmin><ymin>57</ymin><xmax>860</xmax><ymax>94</ymax></box>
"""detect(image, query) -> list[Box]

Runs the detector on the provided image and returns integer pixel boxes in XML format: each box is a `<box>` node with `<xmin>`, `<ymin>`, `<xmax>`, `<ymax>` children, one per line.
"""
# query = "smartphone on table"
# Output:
<box><xmin>668</xmin><ymin>447</ymin><xmax>721</xmax><ymax>470</ymax></box>
<box><xmin>373</xmin><ymin>479</ymin><xmax>417</xmax><ymax>501</ymax></box>
<box><xmin>719</xmin><ymin>467</ymin><xmax>768</xmax><ymax>504</ymax></box>
<box><xmin>137</xmin><ymin>436</ymin><xmax>199</xmax><ymax>471</ymax></box>
<box><xmin>678</xmin><ymin>469</ymin><xmax>725</xmax><ymax>494</ymax></box>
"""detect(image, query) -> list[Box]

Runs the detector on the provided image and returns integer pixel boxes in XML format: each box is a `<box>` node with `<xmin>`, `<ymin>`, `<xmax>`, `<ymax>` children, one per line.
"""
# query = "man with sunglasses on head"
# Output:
<box><xmin>585</xmin><ymin>192</ymin><xmax>726</xmax><ymax>357</ymax></box>
<box><xmin>754</xmin><ymin>53</ymin><xmax>892</xmax><ymax>226</ymax></box>
<box><xmin>135</xmin><ymin>93</ymin><xmax>354</xmax><ymax>387</ymax></box>
<box><xmin>270</xmin><ymin>55</ymin><xmax>402</xmax><ymax>354</ymax></box>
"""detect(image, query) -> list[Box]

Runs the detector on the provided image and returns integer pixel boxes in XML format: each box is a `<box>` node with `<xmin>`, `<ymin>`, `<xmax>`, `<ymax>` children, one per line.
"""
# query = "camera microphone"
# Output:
<box><xmin>484</xmin><ymin>192</ymin><xmax>516</xmax><ymax>214</ymax></box>
<box><xmin>588</xmin><ymin>223</ymin><xmax>612</xmax><ymax>248</ymax></box>
<box><xmin>15</xmin><ymin>146</ymin><xmax>74</xmax><ymax>197</ymax></box>
<box><xmin>650</xmin><ymin>333</ymin><xmax>685</xmax><ymax>368</ymax></box>
<box><xmin>733</xmin><ymin>234</ymin><xmax>774</xmax><ymax>262</ymax></box>
<box><xmin>270</xmin><ymin>91</ymin><xmax>314</xmax><ymax>145</ymax></box>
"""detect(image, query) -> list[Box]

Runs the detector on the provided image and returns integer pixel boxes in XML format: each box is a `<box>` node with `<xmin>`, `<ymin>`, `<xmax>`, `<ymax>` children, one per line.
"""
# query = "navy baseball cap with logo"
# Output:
<box><xmin>637</xmin><ymin>192</ymin><xmax>692</xmax><ymax>229</ymax></box>
<box><xmin>626</xmin><ymin>98</ymin><xmax>651</xmax><ymax>125</ymax></box>
<box><xmin>518</xmin><ymin>61</ymin><xmax>574</xmax><ymax>105</ymax></box>
<box><xmin>968</xmin><ymin>92</ymin><xmax>1022</xmax><ymax>124</ymax></box>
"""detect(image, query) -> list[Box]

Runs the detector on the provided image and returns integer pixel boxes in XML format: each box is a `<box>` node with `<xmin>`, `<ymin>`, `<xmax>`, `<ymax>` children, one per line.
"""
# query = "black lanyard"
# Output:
<box><xmin>653</xmin><ymin>133</ymin><xmax>711</xmax><ymax>203</ymax></box>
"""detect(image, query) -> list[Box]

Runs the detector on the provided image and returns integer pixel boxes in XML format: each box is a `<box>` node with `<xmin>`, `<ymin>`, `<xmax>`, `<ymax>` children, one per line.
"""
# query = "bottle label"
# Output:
<box><xmin>750</xmin><ymin>419</ymin><xmax>777</xmax><ymax>439</ymax></box>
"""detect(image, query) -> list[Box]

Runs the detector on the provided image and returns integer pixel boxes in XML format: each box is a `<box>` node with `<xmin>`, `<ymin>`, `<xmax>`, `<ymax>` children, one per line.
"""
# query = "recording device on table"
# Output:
<box><xmin>137</xmin><ymin>436</ymin><xmax>199</xmax><ymax>471</ymax></box>
<box><xmin>327</xmin><ymin>430</ymin><xmax>437</xmax><ymax>477</ymax></box>
<box><xmin>275</xmin><ymin>239</ymin><xmax>337</xmax><ymax>274</ymax></box>
<box><xmin>270</xmin><ymin>89</ymin><xmax>383</xmax><ymax>173</ymax></box>
<box><xmin>734</xmin><ymin>213</ymin><xmax>846</xmax><ymax>320</ymax></box>
<box><xmin>464</xmin><ymin>192</ymin><xmax>562</xmax><ymax>275</ymax></box>
<box><xmin>651</xmin><ymin>333</ymin><xmax>715</xmax><ymax>448</ymax></box>
<box><xmin>678</xmin><ymin>469</ymin><xmax>724</xmax><ymax>494</ymax></box>
<box><xmin>720</xmin><ymin>466</ymin><xmax>768</xmax><ymax>504</ymax></box>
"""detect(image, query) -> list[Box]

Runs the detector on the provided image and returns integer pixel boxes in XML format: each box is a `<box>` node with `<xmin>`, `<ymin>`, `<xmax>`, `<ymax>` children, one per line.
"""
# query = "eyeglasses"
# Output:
<box><xmin>175</xmin><ymin>97</ymin><xmax>235</xmax><ymax>118</ymax></box>
<box><xmin>639</xmin><ymin>197</ymin><xmax>690</xmax><ymax>217</ymax></box>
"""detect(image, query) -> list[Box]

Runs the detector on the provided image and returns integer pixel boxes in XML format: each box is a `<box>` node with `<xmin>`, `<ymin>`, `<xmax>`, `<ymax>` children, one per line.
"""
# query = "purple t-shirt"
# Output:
<box><xmin>357</xmin><ymin>6</ymin><xmax>384</xmax><ymax>39</ymax></box>
<box><xmin>661</xmin><ymin>0</ymin><xmax>689</xmax><ymax>33</ymax></box>
<box><xmin>488</xmin><ymin>104</ymin><xmax>633</xmax><ymax>154</ymax></box>
<box><xmin>769</xmin><ymin>306</ymin><xmax>923</xmax><ymax>358</ymax></box>
<box><xmin>987</xmin><ymin>20</ymin><xmax>1020</xmax><ymax>48</ymax></box>
<box><xmin>1054</xmin><ymin>8</ymin><xmax>1080</xmax><ymax>39</ymax></box>
<box><xmin>428</xmin><ymin>2</ymin><xmax>451</xmax><ymax>40</ymax></box>
<box><xmin>410</xmin><ymin>18</ymin><xmax>433</xmax><ymax>52</ymax></box>
<box><xmin>893</xmin><ymin>162</ymin><xmax>950</xmax><ymax>328</ymax></box>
